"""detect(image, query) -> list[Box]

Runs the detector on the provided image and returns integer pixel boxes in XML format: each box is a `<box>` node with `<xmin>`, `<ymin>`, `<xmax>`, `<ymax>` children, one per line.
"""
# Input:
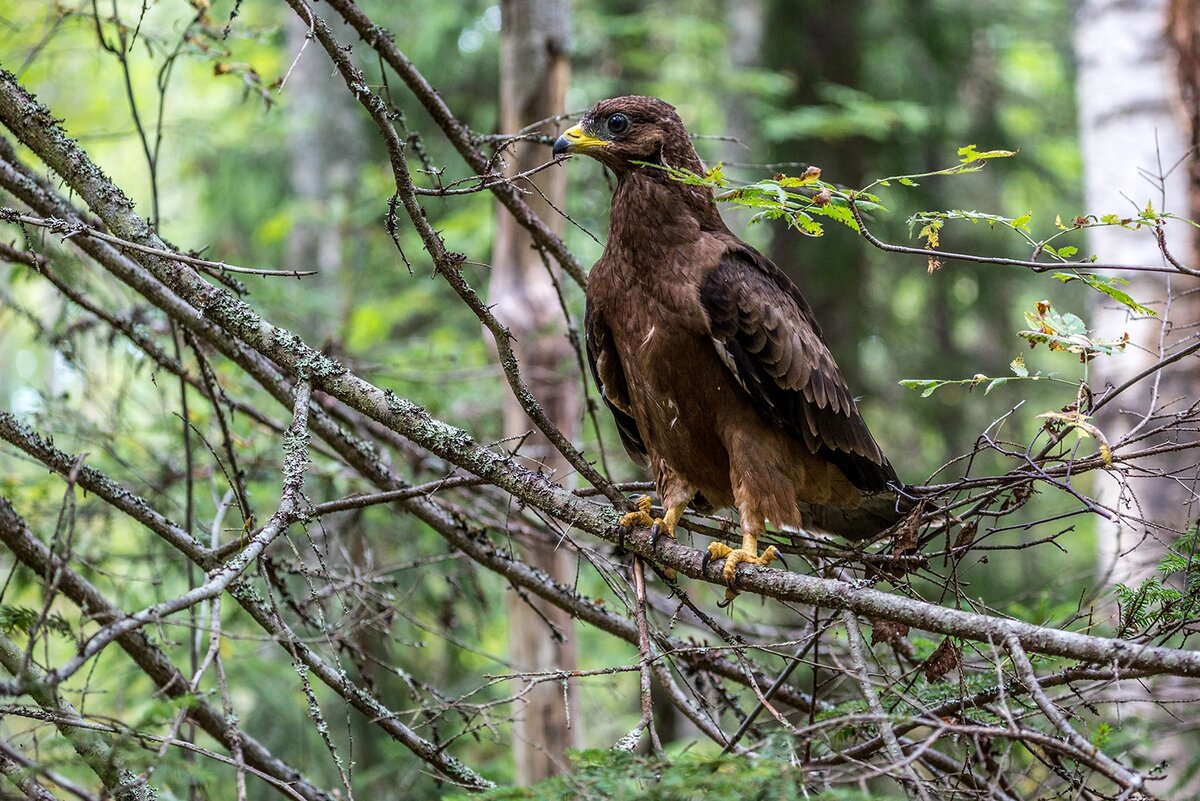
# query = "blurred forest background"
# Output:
<box><xmin>0</xmin><ymin>1</ymin><xmax>1197</xmax><ymax>799</ymax></box>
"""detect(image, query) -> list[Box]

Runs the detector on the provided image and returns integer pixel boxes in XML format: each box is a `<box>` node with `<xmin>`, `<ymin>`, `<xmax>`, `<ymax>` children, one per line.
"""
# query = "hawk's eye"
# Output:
<box><xmin>606</xmin><ymin>113</ymin><xmax>630</xmax><ymax>136</ymax></box>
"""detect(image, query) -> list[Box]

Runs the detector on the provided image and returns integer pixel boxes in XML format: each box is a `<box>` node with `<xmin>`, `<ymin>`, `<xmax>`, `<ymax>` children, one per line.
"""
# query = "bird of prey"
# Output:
<box><xmin>553</xmin><ymin>96</ymin><xmax>906</xmax><ymax>600</ymax></box>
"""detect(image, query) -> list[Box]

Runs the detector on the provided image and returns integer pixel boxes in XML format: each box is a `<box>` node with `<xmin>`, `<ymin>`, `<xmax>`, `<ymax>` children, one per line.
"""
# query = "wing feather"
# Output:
<box><xmin>585</xmin><ymin>300</ymin><xmax>650</xmax><ymax>468</ymax></box>
<box><xmin>700</xmin><ymin>247</ymin><xmax>898</xmax><ymax>493</ymax></box>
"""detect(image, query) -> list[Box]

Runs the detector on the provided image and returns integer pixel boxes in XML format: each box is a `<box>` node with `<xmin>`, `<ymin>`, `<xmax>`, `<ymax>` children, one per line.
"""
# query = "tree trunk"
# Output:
<box><xmin>489</xmin><ymin>0</ymin><xmax>577</xmax><ymax>784</ymax></box>
<box><xmin>761</xmin><ymin>0</ymin><xmax>868</xmax><ymax>376</ymax></box>
<box><xmin>1076</xmin><ymin>0</ymin><xmax>1200</xmax><ymax>793</ymax></box>
<box><xmin>1076</xmin><ymin>0</ymin><xmax>1199</xmax><ymax>604</ymax></box>
<box><xmin>721</xmin><ymin>0</ymin><xmax>766</xmax><ymax>238</ymax></box>
<box><xmin>282</xmin><ymin>11</ymin><xmax>379</xmax><ymax>791</ymax></box>
<box><xmin>284</xmin><ymin>12</ymin><xmax>363</xmax><ymax>343</ymax></box>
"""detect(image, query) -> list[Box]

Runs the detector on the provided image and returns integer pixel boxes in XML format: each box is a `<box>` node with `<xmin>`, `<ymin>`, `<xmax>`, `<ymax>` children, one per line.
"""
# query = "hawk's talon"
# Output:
<box><xmin>650</xmin><ymin>520</ymin><xmax>676</xmax><ymax>550</ymax></box>
<box><xmin>619</xmin><ymin>495</ymin><xmax>682</xmax><ymax>553</ymax></box>
<box><xmin>704</xmin><ymin>541</ymin><xmax>781</xmax><ymax>587</ymax></box>
<box><xmin>618</xmin><ymin>494</ymin><xmax>655</xmax><ymax>536</ymax></box>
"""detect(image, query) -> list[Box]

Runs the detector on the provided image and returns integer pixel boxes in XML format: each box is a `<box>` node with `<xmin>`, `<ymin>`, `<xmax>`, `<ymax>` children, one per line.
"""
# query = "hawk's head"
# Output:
<box><xmin>552</xmin><ymin>96</ymin><xmax>701</xmax><ymax>174</ymax></box>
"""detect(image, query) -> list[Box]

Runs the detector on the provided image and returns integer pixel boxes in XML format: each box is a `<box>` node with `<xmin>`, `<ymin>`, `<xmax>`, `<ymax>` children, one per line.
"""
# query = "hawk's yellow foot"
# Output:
<box><xmin>619</xmin><ymin>494</ymin><xmax>655</xmax><ymax>534</ymax></box>
<box><xmin>618</xmin><ymin>495</ymin><xmax>683</xmax><ymax>550</ymax></box>
<box><xmin>703</xmin><ymin>540</ymin><xmax>786</xmax><ymax>606</ymax></box>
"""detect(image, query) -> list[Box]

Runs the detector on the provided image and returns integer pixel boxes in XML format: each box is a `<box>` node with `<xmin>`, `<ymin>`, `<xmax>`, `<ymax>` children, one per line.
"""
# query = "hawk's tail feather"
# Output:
<box><xmin>797</xmin><ymin>487</ymin><xmax>921</xmax><ymax>541</ymax></box>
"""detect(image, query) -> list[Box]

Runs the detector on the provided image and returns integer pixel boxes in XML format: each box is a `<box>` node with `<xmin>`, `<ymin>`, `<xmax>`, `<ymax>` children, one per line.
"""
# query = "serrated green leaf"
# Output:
<box><xmin>1020</xmin><ymin>299</ymin><xmax>1129</xmax><ymax>359</ymax></box>
<box><xmin>1055</xmin><ymin>272</ymin><xmax>1157</xmax><ymax>316</ymax></box>
<box><xmin>811</xmin><ymin>200</ymin><xmax>860</xmax><ymax>232</ymax></box>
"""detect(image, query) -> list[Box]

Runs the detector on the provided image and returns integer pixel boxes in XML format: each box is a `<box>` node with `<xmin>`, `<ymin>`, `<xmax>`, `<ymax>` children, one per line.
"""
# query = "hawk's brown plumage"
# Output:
<box><xmin>554</xmin><ymin>96</ymin><xmax>905</xmax><ymax>592</ymax></box>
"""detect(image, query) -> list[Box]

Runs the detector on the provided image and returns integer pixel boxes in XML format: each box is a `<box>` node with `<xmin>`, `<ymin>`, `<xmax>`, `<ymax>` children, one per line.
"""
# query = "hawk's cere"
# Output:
<box><xmin>553</xmin><ymin>96</ymin><xmax>908</xmax><ymax>600</ymax></box>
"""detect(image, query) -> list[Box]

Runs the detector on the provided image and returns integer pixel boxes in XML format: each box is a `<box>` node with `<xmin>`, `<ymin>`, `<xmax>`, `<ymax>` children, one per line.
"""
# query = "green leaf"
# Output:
<box><xmin>703</xmin><ymin>163</ymin><xmax>727</xmax><ymax>186</ymax></box>
<box><xmin>810</xmin><ymin>199</ymin><xmax>860</xmax><ymax>232</ymax></box>
<box><xmin>898</xmin><ymin>379</ymin><xmax>944</xmax><ymax>397</ymax></box>
<box><xmin>1093</xmin><ymin>722</ymin><xmax>1112</xmax><ymax>749</ymax></box>
<box><xmin>1019</xmin><ymin>299</ymin><xmax>1129</xmax><ymax>360</ymax></box>
<box><xmin>1053</xmin><ymin>272</ymin><xmax>1157</xmax><ymax>316</ymax></box>
<box><xmin>1059</xmin><ymin>312</ymin><xmax>1086</xmax><ymax>336</ymax></box>
<box><xmin>957</xmin><ymin>144</ymin><xmax>1018</xmax><ymax>163</ymax></box>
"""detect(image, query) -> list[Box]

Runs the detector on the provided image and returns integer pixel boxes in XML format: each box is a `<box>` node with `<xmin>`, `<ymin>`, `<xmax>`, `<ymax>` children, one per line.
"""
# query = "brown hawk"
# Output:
<box><xmin>553</xmin><ymin>96</ymin><xmax>907</xmax><ymax>601</ymax></box>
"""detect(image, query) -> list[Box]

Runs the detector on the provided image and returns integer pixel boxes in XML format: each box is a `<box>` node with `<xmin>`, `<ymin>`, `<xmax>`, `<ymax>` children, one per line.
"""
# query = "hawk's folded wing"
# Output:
<box><xmin>585</xmin><ymin>301</ymin><xmax>649</xmax><ymax>468</ymax></box>
<box><xmin>701</xmin><ymin>247</ymin><xmax>899</xmax><ymax>494</ymax></box>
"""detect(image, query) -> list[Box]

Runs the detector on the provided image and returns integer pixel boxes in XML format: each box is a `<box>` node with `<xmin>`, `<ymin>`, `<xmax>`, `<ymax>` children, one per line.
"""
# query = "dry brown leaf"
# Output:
<box><xmin>923</xmin><ymin>637</ymin><xmax>961</xmax><ymax>682</ymax></box>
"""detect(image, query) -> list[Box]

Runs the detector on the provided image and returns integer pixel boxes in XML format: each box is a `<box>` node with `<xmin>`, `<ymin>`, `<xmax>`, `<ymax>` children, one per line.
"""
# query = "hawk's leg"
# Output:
<box><xmin>618</xmin><ymin>480</ymin><xmax>693</xmax><ymax>582</ymax></box>
<box><xmin>703</xmin><ymin>521</ymin><xmax>783</xmax><ymax>606</ymax></box>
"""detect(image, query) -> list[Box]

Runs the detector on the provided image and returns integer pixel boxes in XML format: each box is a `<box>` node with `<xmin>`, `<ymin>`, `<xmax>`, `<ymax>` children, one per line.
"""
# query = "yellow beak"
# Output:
<box><xmin>552</xmin><ymin>124</ymin><xmax>609</xmax><ymax>156</ymax></box>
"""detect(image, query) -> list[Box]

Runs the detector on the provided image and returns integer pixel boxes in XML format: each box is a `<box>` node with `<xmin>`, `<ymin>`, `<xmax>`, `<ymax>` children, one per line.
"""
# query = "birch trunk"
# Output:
<box><xmin>284</xmin><ymin>12</ymin><xmax>363</xmax><ymax>342</ymax></box>
<box><xmin>1076</xmin><ymin>0</ymin><xmax>1200</xmax><ymax>791</ymax></box>
<box><xmin>488</xmin><ymin>0</ymin><xmax>578</xmax><ymax>783</ymax></box>
<box><xmin>1077</xmin><ymin>0</ymin><xmax>1200</xmax><ymax>605</ymax></box>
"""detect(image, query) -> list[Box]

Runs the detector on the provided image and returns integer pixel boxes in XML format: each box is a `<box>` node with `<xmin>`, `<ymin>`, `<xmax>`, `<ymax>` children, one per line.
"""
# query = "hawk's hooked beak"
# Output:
<box><xmin>552</xmin><ymin>124</ymin><xmax>608</xmax><ymax>157</ymax></box>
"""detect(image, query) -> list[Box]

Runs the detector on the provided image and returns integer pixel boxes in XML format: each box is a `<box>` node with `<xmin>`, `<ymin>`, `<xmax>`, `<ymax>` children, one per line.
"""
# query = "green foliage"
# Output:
<box><xmin>1093</xmin><ymin>721</ymin><xmax>1113</xmax><ymax>749</ymax></box>
<box><xmin>662</xmin><ymin>146</ymin><xmax>1025</xmax><ymax>242</ymax></box>
<box><xmin>0</xmin><ymin>605</ymin><xmax>77</xmax><ymax>642</ymax></box>
<box><xmin>444</xmin><ymin>749</ymin><xmax>879</xmax><ymax>801</ymax></box>
<box><xmin>1116</xmin><ymin>525</ymin><xmax>1200</xmax><ymax>635</ymax></box>
<box><xmin>899</xmin><ymin>355</ymin><xmax>1059</xmax><ymax>398</ymax></box>
<box><xmin>1018</xmin><ymin>299</ymin><xmax>1127</xmax><ymax>360</ymax></box>
<box><xmin>761</xmin><ymin>83</ymin><xmax>932</xmax><ymax>142</ymax></box>
<box><xmin>865</xmin><ymin>144</ymin><xmax>1017</xmax><ymax>193</ymax></box>
<box><xmin>646</xmin><ymin>162</ymin><xmax>883</xmax><ymax>238</ymax></box>
<box><xmin>1053</xmin><ymin>272</ymin><xmax>1156</xmax><ymax>316</ymax></box>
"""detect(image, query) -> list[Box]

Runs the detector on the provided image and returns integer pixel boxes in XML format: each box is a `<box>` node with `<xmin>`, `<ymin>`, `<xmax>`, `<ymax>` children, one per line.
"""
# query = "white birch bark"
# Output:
<box><xmin>1076</xmin><ymin>1</ymin><xmax>1200</xmax><ymax>793</ymax></box>
<box><xmin>1076</xmin><ymin>0</ymin><xmax>1197</xmax><ymax>598</ymax></box>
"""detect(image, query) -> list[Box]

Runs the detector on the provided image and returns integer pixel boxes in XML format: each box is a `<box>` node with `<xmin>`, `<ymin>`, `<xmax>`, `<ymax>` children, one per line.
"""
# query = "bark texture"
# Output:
<box><xmin>1077</xmin><ymin>0</ymin><xmax>1199</xmax><ymax>599</ymax></box>
<box><xmin>488</xmin><ymin>0</ymin><xmax>578</xmax><ymax>783</ymax></box>
<box><xmin>1077</xmin><ymin>1</ymin><xmax>1200</xmax><ymax>792</ymax></box>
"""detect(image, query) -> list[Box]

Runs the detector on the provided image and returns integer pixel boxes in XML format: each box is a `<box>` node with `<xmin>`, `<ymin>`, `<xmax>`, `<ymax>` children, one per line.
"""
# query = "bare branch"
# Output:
<box><xmin>1005</xmin><ymin>633</ymin><xmax>1151</xmax><ymax>796</ymax></box>
<box><xmin>0</xmin><ymin>207</ymin><xmax>318</xmax><ymax>278</ymax></box>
